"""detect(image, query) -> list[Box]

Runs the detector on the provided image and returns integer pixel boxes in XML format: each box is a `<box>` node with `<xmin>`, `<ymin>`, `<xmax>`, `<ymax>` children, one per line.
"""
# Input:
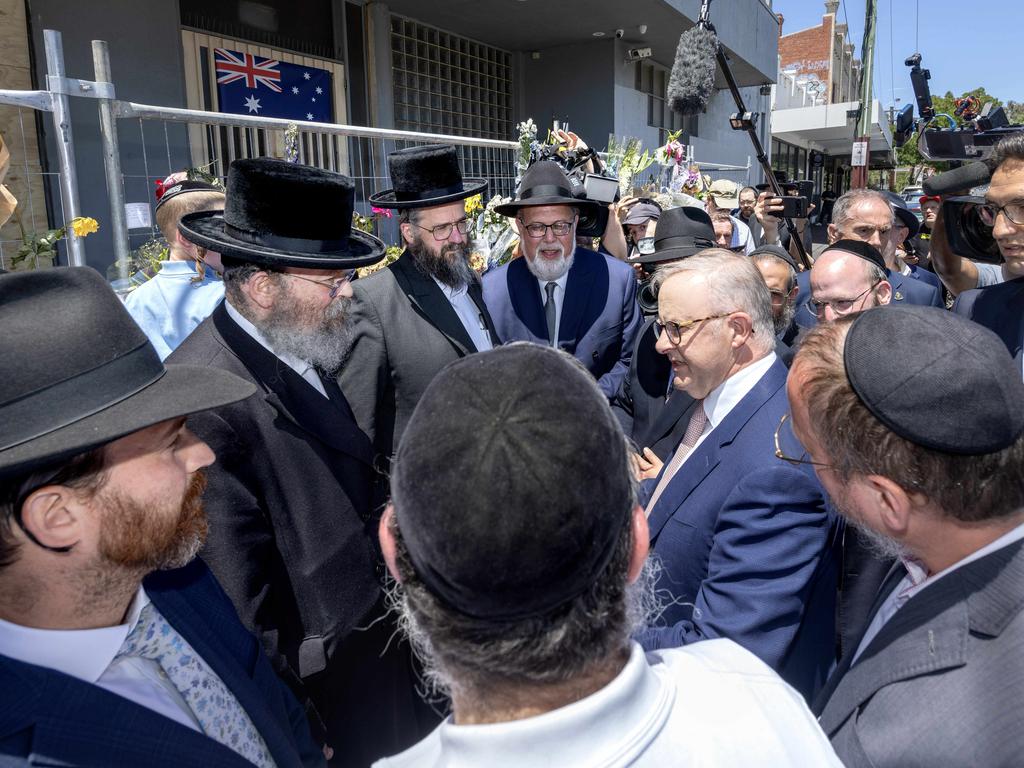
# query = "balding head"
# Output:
<box><xmin>809</xmin><ymin>247</ymin><xmax>892</xmax><ymax>323</ymax></box>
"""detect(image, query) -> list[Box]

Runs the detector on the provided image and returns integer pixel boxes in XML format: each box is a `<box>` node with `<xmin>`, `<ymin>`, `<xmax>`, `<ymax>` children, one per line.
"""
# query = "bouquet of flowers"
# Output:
<box><xmin>467</xmin><ymin>193</ymin><xmax>519</xmax><ymax>272</ymax></box>
<box><xmin>515</xmin><ymin>119</ymin><xmax>538</xmax><ymax>181</ymax></box>
<box><xmin>605</xmin><ymin>135</ymin><xmax>655</xmax><ymax>197</ymax></box>
<box><xmin>13</xmin><ymin>215</ymin><xmax>99</xmax><ymax>270</ymax></box>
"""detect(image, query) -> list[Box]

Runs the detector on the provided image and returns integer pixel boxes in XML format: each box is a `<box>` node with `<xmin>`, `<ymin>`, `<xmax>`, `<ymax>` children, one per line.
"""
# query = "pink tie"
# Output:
<box><xmin>645</xmin><ymin>401</ymin><xmax>708</xmax><ymax>515</ymax></box>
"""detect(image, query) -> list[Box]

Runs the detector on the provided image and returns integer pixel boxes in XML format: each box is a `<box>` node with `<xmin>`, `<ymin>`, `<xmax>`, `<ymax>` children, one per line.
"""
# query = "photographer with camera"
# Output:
<box><xmin>752</xmin><ymin>181</ymin><xmax>813</xmax><ymax>265</ymax></box>
<box><xmin>951</xmin><ymin>134</ymin><xmax>1024</xmax><ymax>368</ymax></box>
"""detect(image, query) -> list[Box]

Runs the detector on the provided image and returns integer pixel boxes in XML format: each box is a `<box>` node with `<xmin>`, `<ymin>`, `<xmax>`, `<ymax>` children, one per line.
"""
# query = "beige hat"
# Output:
<box><xmin>707</xmin><ymin>179</ymin><xmax>739</xmax><ymax>209</ymax></box>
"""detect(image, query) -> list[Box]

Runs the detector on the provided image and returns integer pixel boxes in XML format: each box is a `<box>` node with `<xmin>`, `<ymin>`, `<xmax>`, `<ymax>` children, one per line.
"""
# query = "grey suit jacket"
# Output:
<box><xmin>339</xmin><ymin>251</ymin><xmax>500</xmax><ymax>460</ymax></box>
<box><xmin>816</xmin><ymin>537</ymin><xmax>1024</xmax><ymax>767</ymax></box>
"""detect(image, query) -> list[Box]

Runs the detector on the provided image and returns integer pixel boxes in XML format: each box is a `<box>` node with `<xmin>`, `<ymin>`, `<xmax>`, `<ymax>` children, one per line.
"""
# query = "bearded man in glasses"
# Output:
<box><xmin>340</xmin><ymin>145</ymin><xmax>500</xmax><ymax>462</ymax></box>
<box><xmin>482</xmin><ymin>161</ymin><xmax>642</xmax><ymax>399</ymax></box>
<box><xmin>170</xmin><ymin>159</ymin><xmax>437</xmax><ymax>765</ymax></box>
<box><xmin>635</xmin><ymin>248</ymin><xmax>839</xmax><ymax>704</ymax></box>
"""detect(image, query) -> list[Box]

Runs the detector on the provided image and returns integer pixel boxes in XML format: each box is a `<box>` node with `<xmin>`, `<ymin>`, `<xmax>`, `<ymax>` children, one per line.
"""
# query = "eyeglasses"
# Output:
<box><xmin>654</xmin><ymin>311</ymin><xmax>738</xmax><ymax>345</ymax></box>
<box><xmin>768</xmin><ymin>288</ymin><xmax>790</xmax><ymax>306</ymax></box>
<box><xmin>978</xmin><ymin>201</ymin><xmax>1024</xmax><ymax>227</ymax></box>
<box><xmin>773</xmin><ymin>413</ymin><xmax>834</xmax><ymax>469</ymax></box>
<box><xmin>281</xmin><ymin>270</ymin><xmax>356</xmax><ymax>298</ymax></box>
<box><xmin>520</xmin><ymin>219</ymin><xmax>576</xmax><ymax>238</ymax></box>
<box><xmin>412</xmin><ymin>218</ymin><xmax>472</xmax><ymax>241</ymax></box>
<box><xmin>805</xmin><ymin>280</ymin><xmax>881</xmax><ymax>318</ymax></box>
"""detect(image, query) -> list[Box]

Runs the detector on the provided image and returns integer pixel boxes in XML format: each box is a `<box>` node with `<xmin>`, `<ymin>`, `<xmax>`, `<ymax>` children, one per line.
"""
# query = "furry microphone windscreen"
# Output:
<box><xmin>668</xmin><ymin>24</ymin><xmax>719</xmax><ymax>116</ymax></box>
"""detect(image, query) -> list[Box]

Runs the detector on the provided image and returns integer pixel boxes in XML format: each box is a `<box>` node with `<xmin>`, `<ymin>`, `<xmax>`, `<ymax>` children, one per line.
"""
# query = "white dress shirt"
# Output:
<box><xmin>534</xmin><ymin>271</ymin><xmax>569</xmax><ymax>344</ymax></box>
<box><xmin>431</xmin><ymin>277</ymin><xmax>493</xmax><ymax>352</ymax></box>
<box><xmin>0</xmin><ymin>588</ymin><xmax>200</xmax><ymax>731</ymax></box>
<box><xmin>225</xmin><ymin>299</ymin><xmax>328</xmax><ymax>397</ymax></box>
<box><xmin>672</xmin><ymin>352</ymin><xmax>778</xmax><ymax>473</ymax></box>
<box><xmin>375</xmin><ymin>640</ymin><xmax>841</xmax><ymax>767</ymax></box>
<box><xmin>852</xmin><ymin>521</ymin><xmax>1024</xmax><ymax>664</ymax></box>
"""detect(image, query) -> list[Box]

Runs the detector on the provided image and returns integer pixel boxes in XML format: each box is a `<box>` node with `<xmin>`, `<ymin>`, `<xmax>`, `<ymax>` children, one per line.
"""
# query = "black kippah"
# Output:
<box><xmin>844</xmin><ymin>306</ymin><xmax>1024</xmax><ymax>454</ymax></box>
<box><xmin>391</xmin><ymin>344</ymin><xmax>633</xmax><ymax>623</ymax></box>
<box><xmin>822</xmin><ymin>239</ymin><xmax>887</xmax><ymax>272</ymax></box>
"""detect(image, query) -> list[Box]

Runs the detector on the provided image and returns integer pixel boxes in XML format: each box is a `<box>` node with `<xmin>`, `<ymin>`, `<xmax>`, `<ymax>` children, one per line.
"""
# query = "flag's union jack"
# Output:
<box><xmin>214</xmin><ymin>49</ymin><xmax>282</xmax><ymax>93</ymax></box>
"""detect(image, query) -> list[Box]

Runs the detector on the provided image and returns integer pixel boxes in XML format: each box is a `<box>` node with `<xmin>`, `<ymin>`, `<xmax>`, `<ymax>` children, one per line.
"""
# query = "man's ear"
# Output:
<box><xmin>379</xmin><ymin>504</ymin><xmax>402</xmax><ymax>583</ymax></box>
<box><xmin>18</xmin><ymin>486</ymin><xmax>84</xmax><ymax>552</ymax></box>
<box><xmin>727</xmin><ymin>311</ymin><xmax>755</xmax><ymax>348</ymax></box>
<box><xmin>826</xmin><ymin>223</ymin><xmax>839</xmax><ymax>244</ymax></box>
<box><xmin>174</xmin><ymin>229</ymin><xmax>198</xmax><ymax>256</ymax></box>
<box><xmin>864</xmin><ymin>474</ymin><xmax>914</xmax><ymax>539</ymax></box>
<box><xmin>626</xmin><ymin>505</ymin><xmax>650</xmax><ymax>584</ymax></box>
<box><xmin>399</xmin><ymin>222</ymin><xmax>416</xmax><ymax>248</ymax></box>
<box><xmin>788</xmin><ymin>283</ymin><xmax>800</xmax><ymax>303</ymax></box>
<box><xmin>244</xmin><ymin>270</ymin><xmax>279</xmax><ymax>311</ymax></box>
<box><xmin>875</xmin><ymin>279</ymin><xmax>894</xmax><ymax>306</ymax></box>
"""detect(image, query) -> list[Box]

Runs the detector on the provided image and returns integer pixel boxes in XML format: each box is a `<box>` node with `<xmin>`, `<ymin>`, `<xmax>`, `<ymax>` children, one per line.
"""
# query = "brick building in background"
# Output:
<box><xmin>777</xmin><ymin>0</ymin><xmax>859</xmax><ymax>106</ymax></box>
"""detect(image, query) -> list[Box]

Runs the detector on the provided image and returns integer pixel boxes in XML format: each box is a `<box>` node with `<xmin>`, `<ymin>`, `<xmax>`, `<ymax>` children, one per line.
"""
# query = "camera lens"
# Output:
<box><xmin>638</xmin><ymin>279</ymin><xmax>658</xmax><ymax>316</ymax></box>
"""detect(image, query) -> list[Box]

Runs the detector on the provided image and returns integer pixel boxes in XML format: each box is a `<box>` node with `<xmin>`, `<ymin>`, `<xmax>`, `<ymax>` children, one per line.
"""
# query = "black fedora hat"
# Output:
<box><xmin>880</xmin><ymin>190</ymin><xmax>920</xmax><ymax>239</ymax></box>
<box><xmin>368</xmin><ymin>144</ymin><xmax>488</xmax><ymax>209</ymax></box>
<box><xmin>494</xmin><ymin>161</ymin><xmax>602</xmax><ymax>219</ymax></box>
<box><xmin>634</xmin><ymin>206</ymin><xmax>717</xmax><ymax>264</ymax></box>
<box><xmin>0</xmin><ymin>268</ymin><xmax>256</xmax><ymax>477</ymax></box>
<box><xmin>178</xmin><ymin>158</ymin><xmax>386</xmax><ymax>270</ymax></box>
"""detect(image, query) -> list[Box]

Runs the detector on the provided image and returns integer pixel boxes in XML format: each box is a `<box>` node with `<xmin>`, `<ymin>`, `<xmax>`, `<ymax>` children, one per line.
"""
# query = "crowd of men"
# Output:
<box><xmin>1</xmin><ymin>130</ymin><xmax>1023</xmax><ymax>768</ymax></box>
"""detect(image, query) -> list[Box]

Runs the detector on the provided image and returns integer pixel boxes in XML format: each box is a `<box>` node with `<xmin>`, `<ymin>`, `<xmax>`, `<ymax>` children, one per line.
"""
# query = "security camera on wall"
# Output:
<box><xmin>614</xmin><ymin>29</ymin><xmax>625</xmax><ymax>39</ymax></box>
<box><xmin>625</xmin><ymin>47</ymin><xmax>653</xmax><ymax>63</ymax></box>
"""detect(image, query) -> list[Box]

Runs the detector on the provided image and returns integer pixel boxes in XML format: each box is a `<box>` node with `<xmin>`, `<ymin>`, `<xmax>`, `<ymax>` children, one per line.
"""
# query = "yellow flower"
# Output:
<box><xmin>70</xmin><ymin>217</ymin><xmax>99</xmax><ymax>237</ymax></box>
<box><xmin>464</xmin><ymin>194</ymin><xmax>483</xmax><ymax>216</ymax></box>
<box><xmin>469</xmin><ymin>252</ymin><xmax>487</xmax><ymax>274</ymax></box>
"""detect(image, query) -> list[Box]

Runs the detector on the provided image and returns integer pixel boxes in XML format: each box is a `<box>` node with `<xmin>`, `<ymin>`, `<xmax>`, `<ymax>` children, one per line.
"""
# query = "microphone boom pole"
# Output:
<box><xmin>698</xmin><ymin>0</ymin><xmax>813</xmax><ymax>270</ymax></box>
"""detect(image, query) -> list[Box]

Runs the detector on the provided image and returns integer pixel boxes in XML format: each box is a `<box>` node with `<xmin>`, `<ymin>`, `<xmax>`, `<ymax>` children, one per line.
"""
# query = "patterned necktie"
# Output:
<box><xmin>544</xmin><ymin>282</ymin><xmax>558</xmax><ymax>347</ymax></box>
<box><xmin>115</xmin><ymin>602</ymin><xmax>276</xmax><ymax>767</ymax></box>
<box><xmin>645</xmin><ymin>400</ymin><xmax>708</xmax><ymax>515</ymax></box>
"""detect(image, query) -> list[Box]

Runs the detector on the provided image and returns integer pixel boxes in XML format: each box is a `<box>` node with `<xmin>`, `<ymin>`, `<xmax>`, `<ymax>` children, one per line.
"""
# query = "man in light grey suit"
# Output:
<box><xmin>784</xmin><ymin>304</ymin><xmax>1024</xmax><ymax>768</ymax></box>
<box><xmin>340</xmin><ymin>145</ymin><xmax>500</xmax><ymax>461</ymax></box>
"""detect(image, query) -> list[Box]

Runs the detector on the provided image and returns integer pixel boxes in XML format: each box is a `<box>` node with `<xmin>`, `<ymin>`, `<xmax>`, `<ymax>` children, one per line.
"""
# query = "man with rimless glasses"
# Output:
<box><xmin>807</xmin><ymin>240</ymin><xmax>893</xmax><ymax>322</ymax></box>
<box><xmin>635</xmin><ymin>249</ymin><xmax>839</xmax><ymax>703</ymax></box>
<box><xmin>483</xmin><ymin>161</ymin><xmax>642</xmax><ymax>399</ymax></box>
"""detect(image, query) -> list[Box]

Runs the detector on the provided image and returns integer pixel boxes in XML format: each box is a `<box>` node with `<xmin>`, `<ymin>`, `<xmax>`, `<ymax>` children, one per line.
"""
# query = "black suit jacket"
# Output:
<box><xmin>611</xmin><ymin>317</ymin><xmax>693</xmax><ymax>461</ymax></box>
<box><xmin>953</xmin><ymin>276</ymin><xmax>1024</xmax><ymax>364</ymax></box>
<box><xmin>168</xmin><ymin>303</ymin><xmax>433</xmax><ymax>766</ymax></box>
<box><xmin>339</xmin><ymin>251</ymin><xmax>500</xmax><ymax>460</ymax></box>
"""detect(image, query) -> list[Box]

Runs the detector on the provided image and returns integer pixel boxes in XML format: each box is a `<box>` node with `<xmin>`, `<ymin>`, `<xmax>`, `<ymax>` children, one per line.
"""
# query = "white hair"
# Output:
<box><xmin>652</xmin><ymin>248</ymin><xmax>776</xmax><ymax>353</ymax></box>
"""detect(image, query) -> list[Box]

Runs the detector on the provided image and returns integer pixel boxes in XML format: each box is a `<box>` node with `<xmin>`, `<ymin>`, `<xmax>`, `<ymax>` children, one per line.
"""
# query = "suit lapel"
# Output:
<box><xmin>887</xmin><ymin>270</ymin><xmax>908</xmax><ymax>302</ymax></box>
<box><xmin>391</xmin><ymin>251</ymin><xmax>477</xmax><ymax>354</ymax></box>
<box><xmin>468</xmin><ymin>281</ymin><xmax>501</xmax><ymax>346</ymax></box>
<box><xmin>506</xmin><ymin>256</ymin><xmax>549</xmax><ymax>341</ymax></box>
<box><xmin>212</xmin><ymin>304</ymin><xmax>373</xmax><ymax>466</ymax></box>
<box><xmin>641</xmin><ymin>389</ymin><xmax>692</xmax><ymax>456</ymax></box>
<box><xmin>146</xmin><ymin>580</ymin><xmax>296</xmax><ymax>766</ymax></box>
<box><xmin>557</xmin><ymin>251</ymin><xmax>598</xmax><ymax>350</ymax></box>
<box><xmin>646</xmin><ymin>362</ymin><xmax>787</xmax><ymax>542</ymax></box>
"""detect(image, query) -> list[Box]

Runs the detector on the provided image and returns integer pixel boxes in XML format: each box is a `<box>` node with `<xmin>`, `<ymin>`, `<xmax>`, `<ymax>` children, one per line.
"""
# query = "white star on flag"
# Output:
<box><xmin>306</xmin><ymin>112</ymin><xmax>314</xmax><ymax>120</ymax></box>
<box><xmin>291</xmin><ymin>86</ymin><xmax>299</xmax><ymax>94</ymax></box>
<box><xmin>315</xmin><ymin>86</ymin><xmax>323</xmax><ymax>94</ymax></box>
<box><xmin>303</xmin><ymin>72</ymin><xmax>311</xmax><ymax>80</ymax></box>
<box><xmin>311</xmin><ymin>97</ymin><xmax>316</xmax><ymax>102</ymax></box>
<box><xmin>243</xmin><ymin>94</ymin><xmax>261</xmax><ymax>113</ymax></box>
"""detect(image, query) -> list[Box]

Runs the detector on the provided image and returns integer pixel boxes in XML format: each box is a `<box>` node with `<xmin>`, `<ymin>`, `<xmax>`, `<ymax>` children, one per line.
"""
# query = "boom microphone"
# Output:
<box><xmin>922</xmin><ymin>161</ymin><xmax>991</xmax><ymax>196</ymax></box>
<box><xmin>667</xmin><ymin>23</ymin><xmax>719</xmax><ymax>116</ymax></box>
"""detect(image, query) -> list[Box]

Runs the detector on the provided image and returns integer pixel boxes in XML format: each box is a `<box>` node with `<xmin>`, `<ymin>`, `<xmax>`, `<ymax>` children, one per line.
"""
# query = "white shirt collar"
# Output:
<box><xmin>534</xmin><ymin>270</ymin><xmax>569</xmax><ymax>295</ymax></box>
<box><xmin>702</xmin><ymin>352</ymin><xmax>778</xmax><ymax>429</ymax></box>
<box><xmin>0</xmin><ymin>587</ymin><xmax>149</xmax><ymax>682</ymax></box>
<box><xmin>421</xmin><ymin>643</ymin><xmax>671</xmax><ymax>766</ymax></box>
<box><xmin>431</xmin><ymin>276</ymin><xmax>469</xmax><ymax>299</ymax></box>
<box><xmin>224</xmin><ymin>299</ymin><xmax>315</xmax><ymax>380</ymax></box>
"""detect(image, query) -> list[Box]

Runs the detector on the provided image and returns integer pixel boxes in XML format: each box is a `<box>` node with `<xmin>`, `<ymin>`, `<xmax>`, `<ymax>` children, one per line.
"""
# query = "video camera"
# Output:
<box><xmin>894</xmin><ymin>53</ymin><xmax>1024</xmax><ymax>161</ymax></box>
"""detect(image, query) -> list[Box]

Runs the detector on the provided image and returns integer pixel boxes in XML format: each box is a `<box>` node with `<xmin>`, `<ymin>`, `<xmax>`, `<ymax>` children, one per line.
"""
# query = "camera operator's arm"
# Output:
<box><xmin>929</xmin><ymin>203</ymin><xmax>980</xmax><ymax>296</ymax></box>
<box><xmin>602</xmin><ymin>203</ymin><xmax>629</xmax><ymax>260</ymax></box>
<box><xmin>554</xmin><ymin>129</ymin><xmax>596</xmax><ymax>175</ymax></box>
<box><xmin>754</xmin><ymin>191</ymin><xmax>785</xmax><ymax>245</ymax></box>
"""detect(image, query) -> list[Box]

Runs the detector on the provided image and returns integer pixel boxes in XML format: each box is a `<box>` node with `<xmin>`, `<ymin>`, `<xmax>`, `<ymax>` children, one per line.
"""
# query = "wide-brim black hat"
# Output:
<box><xmin>881</xmin><ymin>190</ymin><xmax>920</xmax><ymax>239</ymax></box>
<box><xmin>178</xmin><ymin>158</ymin><xmax>386</xmax><ymax>270</ymax></box>
<box><xmin>494</xmin><ymin>161</ymin><xmax>601</xmax><ymax>219</ymax></box>
<box><xmin>634</xmin><ymin>205</ymin><xmax>717</xmax><ymax>264</ymax></box>
<box><xmin>0</xmin><ymin>268</ymin><xmax>256</xmax><ymax>477</ymax></box>
<box><xmin>368</xmin><ymin>144</ymin><xmax>488</xmax><ymax>209</ymax></box>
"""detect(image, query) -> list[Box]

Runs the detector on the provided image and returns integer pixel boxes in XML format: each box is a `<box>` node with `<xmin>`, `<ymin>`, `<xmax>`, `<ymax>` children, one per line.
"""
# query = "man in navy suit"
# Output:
<box><xmin>0</xmin><ymin>268</ymin><xmax>322</xmax><ymax>767</ymax></box>
<box><xmin>793</xmin><ymin>188</ymin><xmax>943</xmax><ymax>328</ymax></box>
<box><xmin>953</xmin><ymin>134</ymin><xmax>1024</xmax><ymax>371</ymax></box>
<box><xmin>637</xmin><ymin>249</ymin><xmax>840</xmax><ymax>702</ymax></box>
<box><xmin>482</xmin><ymin>161</ymin><xmax>642</xmax><ymax>399</ymax></box>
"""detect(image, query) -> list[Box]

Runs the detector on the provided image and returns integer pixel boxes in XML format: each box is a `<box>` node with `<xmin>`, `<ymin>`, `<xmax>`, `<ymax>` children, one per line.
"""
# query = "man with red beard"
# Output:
<box><xmin>170</xmin><ymin>159</ymin><xmax>435</xmax><ymax>765</ymax></box>
<box><xmin>340</xmin><ymin>145</ymin><xmax>500</xmax><ymax>461</ymax></box>
<box><xmin>0</xmin><ymin>267</ymin><xmax>323</xmax><ymax>766</ymax></box>
<box><xmin>482</xmin><ymin>161</ymin><xmax>642</xmax><ymax>399</ymax></box>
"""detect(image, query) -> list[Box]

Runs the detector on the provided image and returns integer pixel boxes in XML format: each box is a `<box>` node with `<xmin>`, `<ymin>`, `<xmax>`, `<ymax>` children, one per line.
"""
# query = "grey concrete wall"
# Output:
<box><xmin>520</xmin><ymin>40</ymin><xmax>615</xmax><ymax>148</ymax></box>
<box><xmin>691</xmin><ymin>86</ymin><xmax>772</xmax><ymax>185</ymax></box>
<box><xmin>29</xmin><ymin>0</ymin><xmax>191</xmax><ymax>271</ymax></box>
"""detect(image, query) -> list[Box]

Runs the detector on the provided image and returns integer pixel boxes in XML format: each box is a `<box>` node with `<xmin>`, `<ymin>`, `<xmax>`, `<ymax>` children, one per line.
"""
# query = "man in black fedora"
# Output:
<box><xmin>612</xmin><ymin>206</ymin><xmax>714</xmax><ymax>469</ymax></box>
<box><xmin>482</xmin><ymin>161</ymin><xmax>642</xmax><ymax>399</ymax></box>
<box><xmin>0</xmin><ymin>267</ymin><xmax>323</xmax><ymax>766</ymax></box>
<box><xmin>339</xmin><ymin>144</ymin><xmax>500</xmax><ymax>461</ymax></box>
<box><xmin>169</xmin><ymin>158</ymin><xmax>434</xmax><ymax>766</ymax></box>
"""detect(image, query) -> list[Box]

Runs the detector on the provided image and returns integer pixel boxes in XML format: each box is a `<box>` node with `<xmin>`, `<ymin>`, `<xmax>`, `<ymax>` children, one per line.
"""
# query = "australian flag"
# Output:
<box><xmin>214</xmin><ymin>48</ymin><xmax>333</xmax><ymax>123</ymax></box>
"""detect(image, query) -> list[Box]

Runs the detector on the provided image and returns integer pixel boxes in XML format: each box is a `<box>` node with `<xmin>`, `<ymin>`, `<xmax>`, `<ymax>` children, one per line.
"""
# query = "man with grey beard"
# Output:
<box><xmin>751</xmin><ymin>244</ymin><xmax>802</xmax><ymax>363</ymax></box>
<box><xmin>169</xmin><ymin>159</ymin><xmax>436</xmax><ymax>766</ymax></box>
<box><xmin>482</xmin><ymin>161</ymin><xmax>642</xmax><ymax>399</ymax></box>
<box><xmin>373</xmin><ymin>344</ymin><xmax>841</xmax><ymax>767</ymax></box>
<box><xmin>340</xmin><ymin>145</ymin><xmax>500</xmax><ymax>461</ymax></box>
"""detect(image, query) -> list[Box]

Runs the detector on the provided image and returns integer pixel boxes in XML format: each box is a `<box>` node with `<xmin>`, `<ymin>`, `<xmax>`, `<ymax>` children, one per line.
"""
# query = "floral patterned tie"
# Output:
<box><xmin>115</xmin><ymin>601</ymin><xmax>276</xmax><ymax>767</ymax></box>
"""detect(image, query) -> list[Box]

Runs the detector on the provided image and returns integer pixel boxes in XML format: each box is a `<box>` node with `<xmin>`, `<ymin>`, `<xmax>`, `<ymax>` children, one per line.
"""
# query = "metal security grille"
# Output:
<box><xmin>634</xmin><ymin>60</ymin><xmax>697</xmax><ymax>142</ymax></box>
<box><xmin>390</xmin><ymin>16</ymin><xmax>513</xmax><ymax>142</ymax></box>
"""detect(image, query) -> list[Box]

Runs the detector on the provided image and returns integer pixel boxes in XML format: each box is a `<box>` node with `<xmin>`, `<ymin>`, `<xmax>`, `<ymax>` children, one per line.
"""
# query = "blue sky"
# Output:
<box><xmin>773</xmin><ymin>0</ymin><xmax>1023</xmax><ymax>108</ymax></box>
